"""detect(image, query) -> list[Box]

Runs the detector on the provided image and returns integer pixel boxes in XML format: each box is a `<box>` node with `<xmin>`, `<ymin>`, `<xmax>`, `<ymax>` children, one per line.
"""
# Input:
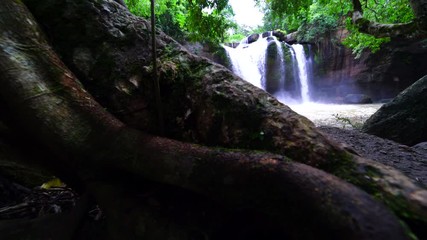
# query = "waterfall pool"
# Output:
<box><xmin>223</xmin><ymin>33</ymin><xmax>384</xmax><ymax>129</ymax></box>
<box><xmin>287</xmin><ymin>103</ymin><xmax>383</xmax><ymax>129</ymax></box>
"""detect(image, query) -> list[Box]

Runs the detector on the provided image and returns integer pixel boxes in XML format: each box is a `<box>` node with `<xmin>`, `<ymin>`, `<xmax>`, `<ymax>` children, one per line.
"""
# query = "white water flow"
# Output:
<box><xmin>275</xmin><ymin>40</ymin><xmax>286</xmax><ymax>93</ymax></box>
<box><xmin>291</xmin><ymin>44</ymin><xmax>311</xmax><ymax>102</ymax></box>
<box><xmin>224</xmin><ymin>35</ymin><xmax>313</xmax><ymax>103</ymax></box>
<box><xmin>223</xmin><ymin>34</ymin><xmax>382</xmax><ymax>128</ymax></box>
<box><xmin>223</xmin><ymin>34</ymin><xmax>269</xmax><ymax>88</ymax></box>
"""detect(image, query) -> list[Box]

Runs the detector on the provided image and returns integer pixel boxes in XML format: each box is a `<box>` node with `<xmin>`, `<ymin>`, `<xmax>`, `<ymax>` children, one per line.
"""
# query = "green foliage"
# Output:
<box><xmin>259</xmin><ymin>0</ymin><xmax>312</xmax><ymax>18</ymax></box>
<box><xmin>41</xmin><ymin>177</ymin><xmax>65</xmax><ymax>189</ymax></box>
<box><xmin>332</xmin><ymin>114</ymin><xmax>364</xmax><ymax>129</ymax></box>
<box><xmin>298</xmin><ymin>1</ymin><xmax>350</xmax><ymax>42</ymax></box>
<box><xmin>297</xmin><ymin>13</ymin><xmax>338</xmax><ymax>42</ymax></box>
<box><xmin>124</xmin><ymin>0</ymin><xmax>235</xmax><ymax>43</ymax></box>
<box><xmin>262</xmin><ymin>0</ymin><xmax>351</xmax><ymax>41</ymax></box>
<box><xmin>226</xmin><ymin>33</ymin><xmax>246</xmax><ymax>42</ymax></box>
<box><xmin>261</xmin><ymin>0</ymin><xmax>415</xmax><ymax>55</ymax></box>
<box><xmin>262</xmin><ymin>4</ymin><xmax>307</xmax><ymax>32</ymax></box>
<box><xmin>360</xmin><ymin>0</ymin><xmax>414</xmax><ymax>23</ymax></box>
<box><xmin>340</xmin><ymin>0</ymin><xmax>413</xmax><ymax>58</ymax></box>
<box><xmin>261</xmin><ymin>0</ymin><xmax>414</xmax><ymax>24</ymax></box>
<box><xmin>186</xmin><ymin>3</ymin><xmax>235</xmax><ymax>42</ymax></box>
<box><xmin>125</xmin><ymin>0</ymin><xmax>187</xmax><ymax>40</ymax></box>
<box><xmin>342</xmin><ymin>19</ymin><xmax>390</xmax><ymax>58</ymax></box>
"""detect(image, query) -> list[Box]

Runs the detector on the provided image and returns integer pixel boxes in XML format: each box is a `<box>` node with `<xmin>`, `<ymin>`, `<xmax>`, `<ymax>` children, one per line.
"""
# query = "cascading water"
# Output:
<box><xmin>223</xmin><ymin>34</ymin><xmax>313</xmax><ymax>104</ymax></box>
<box><xmin>223</xmin><ymin>34</ymin><xmax>269</xmax><ymax>89</ymax></box>
<box><xmin>223</xmin><ymin>33</ymin><xmax>383</xmax><ymax>129</ymax></box>
<box><xmin>291</xmin><ymin>44</ymin><xmax>311</xmax><ymax>102</ymax></box>
<box><xmin>275</xmin><ymin>39</ymin><xmax>286</xmax><ymax>95</ymax></box>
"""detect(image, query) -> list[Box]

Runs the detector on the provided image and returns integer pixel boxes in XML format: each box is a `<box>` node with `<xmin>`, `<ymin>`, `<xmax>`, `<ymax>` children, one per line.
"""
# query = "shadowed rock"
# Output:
<box><xmin>362</xmin><ymin>75</ymin><xmax>427</xmax><ymax>145</ymax></box>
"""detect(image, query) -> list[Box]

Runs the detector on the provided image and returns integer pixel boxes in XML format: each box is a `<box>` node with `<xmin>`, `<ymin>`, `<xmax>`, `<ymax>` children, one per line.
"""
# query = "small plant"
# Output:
<box><xmin>332</xmin><ymin>114</ymin><xmax>364</xmax><ymax>130</ymax></box>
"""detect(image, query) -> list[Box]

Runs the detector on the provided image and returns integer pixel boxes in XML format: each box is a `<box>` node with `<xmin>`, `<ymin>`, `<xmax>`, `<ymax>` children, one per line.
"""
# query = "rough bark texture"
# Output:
<box><xmin>0</xmin><ymin>0</ymin><xmax>426</xmax><ymax>238</ymax></box>
<box><xmin>362</xmin><ymin>75</ymin><xmax>427</xmax><ymax>146</ymax></box>
<box><xmin>15</xmin><ymin>0</ymin><xmax>427</xmax><ymax>236</ymax></box>
<box><xmin>22</xmin><ymin>0</ymin><xmax>342</xmax><ymax>167</ymax></box>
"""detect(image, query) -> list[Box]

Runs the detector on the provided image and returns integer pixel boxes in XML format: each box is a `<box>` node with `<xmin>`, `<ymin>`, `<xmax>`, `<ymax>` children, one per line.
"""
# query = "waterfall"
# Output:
<box><xmin>291</xmin><ymin>44</ymin><xmax>311</xmax><ymax>102</ymax></box>
<box><xmin>275</xmin><ymin>40</ymin><xmax>286</xmax><ymax>96</ymax></box>
<box><xmin>223</xmin><ymin>34</ymin><xmax>268</xmax><ymax>89</ymax></box>
<box><xmin>223</xmin><ymin>34</ymin><xmax>313</xmax><ymax>104</ymax></box>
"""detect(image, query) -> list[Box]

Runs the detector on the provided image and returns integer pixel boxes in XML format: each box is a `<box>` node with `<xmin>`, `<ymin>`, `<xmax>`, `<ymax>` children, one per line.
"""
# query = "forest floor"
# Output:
<box><xmin>318</xmin><ymin>126</ymin><xmax>427</xmax><ymax>186</ymax></box>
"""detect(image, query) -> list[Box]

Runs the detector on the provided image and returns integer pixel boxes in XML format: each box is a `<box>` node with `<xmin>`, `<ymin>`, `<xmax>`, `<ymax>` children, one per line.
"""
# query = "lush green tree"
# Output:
<box><xmin>260</xmin><ymin>0</ymin><xmax>416</xmax><ymax>27</ymax></box>
<box><xmin>344</xmin><ymin>0</ymin><xmax>415</xmax><ymax>56</ymax></box>
<box><xmin>125</xmin><ymin>0</ymin><xmax>188</xmax><ymax>40</ymax></box>
<box><xmin>261</xmin><ymin>0</ymin><xmax>350</xmax><ymax>38</ymax></box>
<box><xmin>259</xmin><ymin>0</ymin><xmax>420</xmax><ymax>56</ymax></box>
<box><xmin>361</xmin><ymin>0</ymin><xmax>414</xmax><ymax>23</ymax></box>
<box><xmin>186</xmin><ymin>1</ymin><xmax>235</xmax><ymax>42</ymax></box>
<box><xmin>124</xmin><ymin>0</ymin><xmax>235</xmax><ymax>42</ymax></box>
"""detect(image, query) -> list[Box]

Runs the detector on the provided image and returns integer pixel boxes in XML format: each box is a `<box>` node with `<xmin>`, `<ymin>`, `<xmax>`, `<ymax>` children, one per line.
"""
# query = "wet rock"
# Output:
<box><xmin>413</xmin><ymin>142</ymin><xmax>427</xmax><ymax>154</ymax></box>
<box><xmin>223</xmin><ymin>42</ymin><xmax>239</xmax><ymax>48</ymax></box>
<box><xmin>264</xmin><ymin>41</ymin><xmax>282</xmax><ymax>93</ymax></box>
<box><xmin>247</xmin><ymin>33</ymin><xmax>260</xmax><ymax>44</ymax></box>
<box><xmin>318</xmin><ymin>126</ymin><xmax>427</xmax><ymax>185</ymax></box>
<box><xmin>72</xmin><ymin>48</ymin><xmax>94</xmax><ymax>76</ymax></box>
<box><xmin>272</xmin><ymin>30</ymin><xmax>286</xmax><ymax>42</ymax></box>
<box><xmin>343</xmin><ymin>94</ymin><xmax>373</xmax><ymax>104</ymax></box>
<box><xmin>266</xmin><ymin>36</ymin><xmax>275</xmax><ymax>42</ymax></box>
<box><xmin>261</xmin><ymin>31</ymin><xmax>272</xmax><ymax>38</ymax></box>
<box><xmin>284</xmin><ymin>32</ymin><xmax>298</xmax><ymax>44</ymax></box>
<box><xmin>311</xmin><ymin>32</ymin><xmax>427</xmax><ymax>103</ymax></box>
<box><xmin>379</xmin><ymin>98</ymin><xmax>393</xmax><ymax>103</ymax></box>
<box><xmin>362</xmin><ymin>75</ymin><xmax>427</xmax><ymax>146</ymax></box>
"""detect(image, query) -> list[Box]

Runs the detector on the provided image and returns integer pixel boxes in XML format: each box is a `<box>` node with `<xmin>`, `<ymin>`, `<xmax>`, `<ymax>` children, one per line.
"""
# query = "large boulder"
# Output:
<box><xmin>362</xmin><ymin>75</ymin><xmax>427</xmax><ymax>146</ymax></box>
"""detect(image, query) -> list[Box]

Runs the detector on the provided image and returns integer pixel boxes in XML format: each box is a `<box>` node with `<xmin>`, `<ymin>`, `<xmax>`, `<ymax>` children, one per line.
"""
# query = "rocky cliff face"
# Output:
<box><xmin>311</xmin><ymin>31</ymin><xmax>427</xmax><ymax>102</ymax></box>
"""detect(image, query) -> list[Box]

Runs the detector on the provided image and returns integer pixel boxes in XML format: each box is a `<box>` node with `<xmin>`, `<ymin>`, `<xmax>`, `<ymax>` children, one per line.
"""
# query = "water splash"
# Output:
<box><xmin>223</xmin><ymin>34</ymin><xmax>268</xmax><ymax>89</ymax></box>
<box><xmin>223</xmin><ymin>34</ymin><xmax>313</xmax><ymax>104</ymax></box>
<box><xmin>289</xmin><ymin>103</ymin><xmax>382</xmax><ymax>129</ymax></box>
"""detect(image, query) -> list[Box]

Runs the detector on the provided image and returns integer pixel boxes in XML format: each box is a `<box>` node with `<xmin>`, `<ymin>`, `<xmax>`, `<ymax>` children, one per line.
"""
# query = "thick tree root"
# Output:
<box><xmin>0</xmin><ymin>0</ymin><xmax>425</xmax><ymax>239</ymax></box>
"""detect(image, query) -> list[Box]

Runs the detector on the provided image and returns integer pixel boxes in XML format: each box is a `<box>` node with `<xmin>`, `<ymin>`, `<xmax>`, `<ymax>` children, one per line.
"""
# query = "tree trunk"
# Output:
<box><xmin>18</xmin><ymin>0</ymin><xmax>427</xmax><ymax>235</ymax></box>
<box><xmin>0</xmin><ymin>0</ymin><xmax>426</xmax><ymax>238</ymax></box>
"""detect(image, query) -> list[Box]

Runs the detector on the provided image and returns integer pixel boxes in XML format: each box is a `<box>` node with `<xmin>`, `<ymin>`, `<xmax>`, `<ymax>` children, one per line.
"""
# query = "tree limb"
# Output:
<box><xmin>0</xmin><ymin>0</ymin><xmax>413</xmax><ymax>238</ymax></box>
<box><xmin>351</xmin><ymin>0</ymin><xmax>425</xmax><ymax>39</ymax></box>
<box><xmin>19</xmin><ymin>0</ymin><xmax>427</xmax><ymax>236</ymax></box>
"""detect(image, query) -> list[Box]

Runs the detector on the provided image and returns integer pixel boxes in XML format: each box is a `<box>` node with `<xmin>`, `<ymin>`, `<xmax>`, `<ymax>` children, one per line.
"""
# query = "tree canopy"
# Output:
<box><xmin>123</xmin><ymin>0</ymin><xmax>422</xmax><ymax>56</ymax></box>
<box><xmin>260</xmin><ymin>0</ymin><xmax>414</xmax><ymax>26</ymax></box>
<box><xmin>124</xmin><ymin>0</ymin><xmax>235</xmax><ymax>42</ymax></box>
<box><xmin>260</xmin><ymin>0</ymin><xmax>417</xmax><ymax>55</ymax></box>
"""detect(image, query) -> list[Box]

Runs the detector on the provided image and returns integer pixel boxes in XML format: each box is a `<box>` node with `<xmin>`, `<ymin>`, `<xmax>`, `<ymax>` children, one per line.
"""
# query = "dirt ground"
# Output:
<box><xmin>318</xmin><ymin>126</ymin><xmax>427</xmax><ymax>186</ymax></box>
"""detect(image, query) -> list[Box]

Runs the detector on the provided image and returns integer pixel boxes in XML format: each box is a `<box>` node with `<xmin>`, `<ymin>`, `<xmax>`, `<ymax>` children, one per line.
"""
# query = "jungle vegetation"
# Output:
<box><xmin>125</xmin><ymin>0</ymin><xmax>419</xmax><ymax>56</ymax></box>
